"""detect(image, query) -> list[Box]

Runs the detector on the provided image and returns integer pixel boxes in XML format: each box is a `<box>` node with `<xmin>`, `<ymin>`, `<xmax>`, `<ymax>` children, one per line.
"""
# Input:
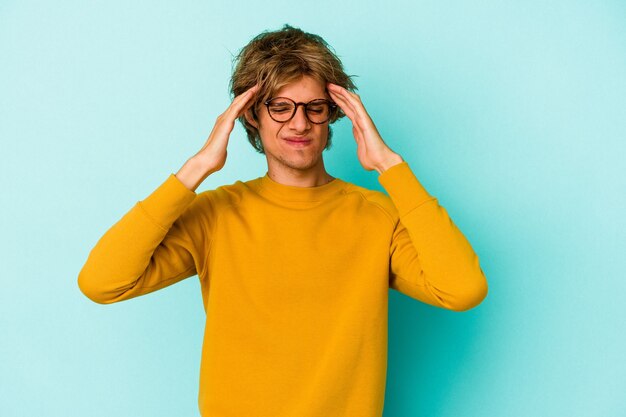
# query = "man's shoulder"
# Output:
<box><xmin>196</xmin><ymin>176</ymin><xmax>262</xmax><ymax>207</ymax></box>
<box><xmin>342</xmin><ymin>179</ymin><xmax>398</xmax><ymax>219</ymax></box>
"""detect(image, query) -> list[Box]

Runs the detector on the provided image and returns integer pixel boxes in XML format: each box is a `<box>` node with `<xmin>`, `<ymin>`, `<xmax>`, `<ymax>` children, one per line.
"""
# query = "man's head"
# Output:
<box><xmin>229</xmin><ymin>24</ymin><xmax>357</xmax><ymax>156</ymax></box>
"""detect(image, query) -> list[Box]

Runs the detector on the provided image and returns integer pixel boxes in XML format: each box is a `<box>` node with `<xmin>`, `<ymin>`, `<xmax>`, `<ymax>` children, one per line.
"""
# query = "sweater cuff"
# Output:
<box><xmin>378</xmin><ymin>162</ymin><xmax>435</xmax><ymax>217</ymax></box>
<box><xmin>137</xmin><ymin>173</ymin><xmax>197</xmax><ymax>230</ymax></box>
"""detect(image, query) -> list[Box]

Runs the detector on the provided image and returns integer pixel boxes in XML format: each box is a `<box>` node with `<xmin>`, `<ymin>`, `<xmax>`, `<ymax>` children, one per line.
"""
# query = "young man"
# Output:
<box><xmin>78</xmin><ymin>24</ymin><xmax>488</xmax><ymax>417</ymax></box>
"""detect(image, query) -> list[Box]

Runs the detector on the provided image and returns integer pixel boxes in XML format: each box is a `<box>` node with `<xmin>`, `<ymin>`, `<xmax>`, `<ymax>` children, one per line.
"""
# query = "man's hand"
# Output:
<box><xmin>176</xmin><ymin>84</ymin><xmax>260</xmax><ymax>191</ymax></box>
<box><xmin>195</xmin><ymin>83</ymin><xmax>260</xmax><ymax>175</ymax></box>
<box><xmin>327</xmin><ymin>82</ymin><xmax>403</xmax><ymax>174</ymax></box>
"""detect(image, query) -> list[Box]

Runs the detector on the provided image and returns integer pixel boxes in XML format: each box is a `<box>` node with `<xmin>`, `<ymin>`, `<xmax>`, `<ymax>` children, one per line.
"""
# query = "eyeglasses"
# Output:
<box><xmin>263</xmin><ymin>97</ymin><xmax>337</xmax><ymax>124</ymax></box>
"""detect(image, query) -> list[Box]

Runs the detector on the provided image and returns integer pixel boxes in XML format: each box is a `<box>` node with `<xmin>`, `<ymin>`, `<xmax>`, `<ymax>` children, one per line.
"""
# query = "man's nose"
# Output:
<box><xmin>288</xmin><ymin>105</ymin><xmax>310</xmax><ymax>130</ymax></box>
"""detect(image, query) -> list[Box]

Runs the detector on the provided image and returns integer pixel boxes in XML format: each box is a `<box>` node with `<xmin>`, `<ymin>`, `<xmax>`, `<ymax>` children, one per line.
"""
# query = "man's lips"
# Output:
<box><xmin>284</xmin><ymin>137</ymin><xmax>311</xmax><ymax>143</ymax></box>
<box><xmin>283</xmin><ymin>137</ymin><xmax>312</xmax><ymax>147</ymax></box>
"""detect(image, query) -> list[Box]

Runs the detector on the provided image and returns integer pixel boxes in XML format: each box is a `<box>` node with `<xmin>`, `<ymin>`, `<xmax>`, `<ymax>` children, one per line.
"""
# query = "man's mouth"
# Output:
<box><xmin>284</xmin><ymin>137</ymin><xmax>312</xmax><ymax>147</ymax></box>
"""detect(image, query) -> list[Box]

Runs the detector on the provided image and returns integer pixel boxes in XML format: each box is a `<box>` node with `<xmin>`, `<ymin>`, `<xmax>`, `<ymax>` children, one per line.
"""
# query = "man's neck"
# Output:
<box><xmin>266</xmin><ymin>164</ymin><xmax>335</xmax><ymax>188</ymax></box>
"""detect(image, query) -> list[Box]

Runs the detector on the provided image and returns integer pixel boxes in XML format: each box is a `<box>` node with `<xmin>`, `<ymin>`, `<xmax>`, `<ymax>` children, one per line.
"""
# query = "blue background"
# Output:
<box><xmin>1</xmin><ymin>1</ymin><xmax>624</xmax><ymax>416</ymax></box>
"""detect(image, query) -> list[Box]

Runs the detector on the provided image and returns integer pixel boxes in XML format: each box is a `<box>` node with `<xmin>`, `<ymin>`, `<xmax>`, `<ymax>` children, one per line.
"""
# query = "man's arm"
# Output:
<box><xmin>379</xmin><ymin>161</ymin><xmax>488</xmax><ymax>311</ymax></box>
<box><xmin>77</xmin><ymin>84</ymin><xmax>260</xmax><ymax>304</ymax></box>
<box><xmin>326</xmin><ymin>82</ymin><xmax>487</xmax><ymax>311</ymax></box>
<box><xmin>77</xmin><ymin>170</ymin><xmax>207</xmax><ymax>304</ymax></box>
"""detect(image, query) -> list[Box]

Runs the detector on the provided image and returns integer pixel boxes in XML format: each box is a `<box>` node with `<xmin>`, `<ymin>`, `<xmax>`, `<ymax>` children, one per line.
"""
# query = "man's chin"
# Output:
<box><xmin>277</xmin><ymin>156</ymin><xmax>322</xmax><ymax>172</ymax></box>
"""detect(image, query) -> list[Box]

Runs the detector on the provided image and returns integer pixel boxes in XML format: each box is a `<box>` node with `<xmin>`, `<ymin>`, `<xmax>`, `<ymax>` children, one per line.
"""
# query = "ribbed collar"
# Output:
<box><xmin>257</xmin><ymin>173</ymin><xmax>347</xmax><ymax>203</ymax></box>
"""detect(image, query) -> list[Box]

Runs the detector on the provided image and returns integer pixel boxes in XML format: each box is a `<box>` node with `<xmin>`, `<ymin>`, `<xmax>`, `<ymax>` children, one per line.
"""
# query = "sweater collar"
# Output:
<box><xmin>257</xmin><ymin>172</ymin><xmax>347</xmax><ymax>203</ymax></box>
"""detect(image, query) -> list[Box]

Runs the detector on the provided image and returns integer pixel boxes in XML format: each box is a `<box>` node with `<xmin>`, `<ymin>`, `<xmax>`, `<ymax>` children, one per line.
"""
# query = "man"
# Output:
<box><xmin>78</xmin><ymin>24</ymin><xmax>488</xmax><ymax>417</ymax></box>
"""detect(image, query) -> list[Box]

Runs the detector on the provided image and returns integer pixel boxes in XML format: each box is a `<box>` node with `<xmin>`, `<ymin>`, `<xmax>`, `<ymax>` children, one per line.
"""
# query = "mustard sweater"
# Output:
<box><xmin>78</xmin><ymin>161</ymin><xmax>488</xmax><ymax>416</ymax></box>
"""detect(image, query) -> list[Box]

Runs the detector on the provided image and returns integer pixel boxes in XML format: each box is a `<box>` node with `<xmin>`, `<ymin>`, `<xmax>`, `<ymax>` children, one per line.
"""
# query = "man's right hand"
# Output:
<box><xmin>176</xmin><ymin>84</ymin><xmax>260</xmax><ymax>191</ymax></box>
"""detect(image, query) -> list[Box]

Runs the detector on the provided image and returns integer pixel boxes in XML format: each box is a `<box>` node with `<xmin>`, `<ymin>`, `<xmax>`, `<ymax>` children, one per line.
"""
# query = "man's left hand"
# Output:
<box><xmin>327</xmin><ymin>82</ymin><xmax>403</xmax><ymax>174</ymax></box>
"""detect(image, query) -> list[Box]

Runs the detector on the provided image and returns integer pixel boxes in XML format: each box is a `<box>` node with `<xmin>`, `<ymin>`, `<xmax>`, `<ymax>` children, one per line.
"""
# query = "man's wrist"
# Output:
<box><xmin>375</xmin><ymin>153</ymin><xmax>404</xmax><ymax>174</ymax></box>
<box><xmin>176</xmin><ymin>157</ymin><xmax>211</xmax><ymax>192</ymax></box>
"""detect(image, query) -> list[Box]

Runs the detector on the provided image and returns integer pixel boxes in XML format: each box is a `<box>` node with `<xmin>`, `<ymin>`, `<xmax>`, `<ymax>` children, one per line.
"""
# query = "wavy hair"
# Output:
<box><xmin>229</xmin><ymin>24</ymin><xmax>358</xmax><ymax>154</ymax></box>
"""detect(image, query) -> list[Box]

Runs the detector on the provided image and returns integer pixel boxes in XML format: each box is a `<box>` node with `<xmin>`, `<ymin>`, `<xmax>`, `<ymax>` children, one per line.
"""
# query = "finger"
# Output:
<box><xmin>329</xmin><ymin>90</ymin><xmax>367</xmax><ymax>142</ymax></box>
<box><xmin>229</xmin><ymin>84</ymin><xmax>259</xmax><ymax>108</ymax></box>
<box><xmin>329</xmin><ymin>89</ymin><xmax>369</xmax><ymax>136</ymax></box>
<box><xmin>329</xmin><ymin>83</ymin><xmax>361</xmax><ymax>101</ymax></box>
<box><xmin>233</xmin><ymin>84</ymin><xmax>260</xmax><ymax>105</ymax></box>
<box><xmin>332</xmin><ymin>93</ymin><xmax>377</xmax><ymax>141</ymax></box>
<box><xmin>329</xmin><ymin>90</ymin><xmax>366</xmax><ymax>127</ymax></box>
<box><xmin>330</xmin><ymin>85</ymin><xmax>363</xmax><ymax>114</ymax></box>
<box><xmin>344</xmin><ymin>88</ymin><xmax>363</xmax><ymax>103</ymax></box>
<box><xmin>214</xmin><ymin>88</ymin><xmax>258</xmax><ymax>136</ymax></box>
<box><xmin>228</xmin><ymin>85</ymin><xmax>260</xmax><ymax>118</ymax></box>
<box><xmin>328</xmin><ymin>84</ymin><xmax>370</xmax><ymax>122</ymax></box>
<box><xmin>329</xmin><ymin>89</ymin><xmax>358</xmax><ymax>121</ymax></box>
<box><xmin>330</xmin><ymin>91</ymin><xmax>364</xmax><ymax>146</ymax></box>
<box><xmin>237</xmin><ymin>90</ymin><xmax>258</xmax><ymax>115</ymax></box>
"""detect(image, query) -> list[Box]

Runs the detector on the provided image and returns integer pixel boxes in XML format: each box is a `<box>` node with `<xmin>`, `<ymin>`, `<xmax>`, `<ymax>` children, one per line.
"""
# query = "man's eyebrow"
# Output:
<box><xmin>271</xmin><ymin>96</ymin><xmax>328</xmax><ymax>102</ymax></box>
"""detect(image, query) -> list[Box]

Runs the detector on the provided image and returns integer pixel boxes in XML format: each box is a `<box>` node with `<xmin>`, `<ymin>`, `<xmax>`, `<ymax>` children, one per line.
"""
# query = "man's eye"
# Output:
<box><xmin>308</xmin><ymin>108</ymin><xmax>324</xmax><ymax>114</ymax></box>
<box><xmin>270</xmin><ymin>107</ymin><xmax>291</xmax><ymax>113</ymax></box>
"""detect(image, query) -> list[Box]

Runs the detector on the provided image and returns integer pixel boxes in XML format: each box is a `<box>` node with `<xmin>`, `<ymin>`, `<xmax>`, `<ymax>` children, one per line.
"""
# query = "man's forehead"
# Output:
<box><xmin>272</xmin><ymin>76</ymin><xmax>328</xmax><ymax>100</ymax></box>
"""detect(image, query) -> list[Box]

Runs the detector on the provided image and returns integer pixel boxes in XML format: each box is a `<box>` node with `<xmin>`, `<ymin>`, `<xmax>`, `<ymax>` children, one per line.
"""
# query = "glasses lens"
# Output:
<box><xmin>267</xmin><ymin>99</ymin><xmax>331</xmax><ymax>123</ymax></box>
<box><xmin>267</xmin><ymin>99</ymin><xmax>295</xmax><ymax>122</ymax></box>
<box><xmin>306</xmin><ymin>100</ymin><xmax>331</xmax><ymax>123</ymax></box>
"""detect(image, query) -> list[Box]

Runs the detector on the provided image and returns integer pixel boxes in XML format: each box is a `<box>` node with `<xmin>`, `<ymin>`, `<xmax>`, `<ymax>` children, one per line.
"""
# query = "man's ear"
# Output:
<box><xmin>244</xmin><ymin>108</ymin><xmax>259</xmax><ymax>129</ymax></box>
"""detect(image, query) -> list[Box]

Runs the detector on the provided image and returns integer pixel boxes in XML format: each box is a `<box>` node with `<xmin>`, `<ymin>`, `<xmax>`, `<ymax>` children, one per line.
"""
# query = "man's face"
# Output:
<box><xmin>247</xmin><ymin>75</ymin><xmax>331</xmax><ymax>174</ymax></box>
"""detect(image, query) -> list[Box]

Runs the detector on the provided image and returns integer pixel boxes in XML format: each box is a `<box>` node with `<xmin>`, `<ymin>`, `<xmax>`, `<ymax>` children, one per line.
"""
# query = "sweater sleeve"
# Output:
<box><xmin>378</xmin><ymin>162</ymin><xmax>488</xmax><ymax>311</ymax></box>
<box><xmin>77</xmin><ymin>173</ymin><xmax>206</xmax><ymax>304</ymax></box>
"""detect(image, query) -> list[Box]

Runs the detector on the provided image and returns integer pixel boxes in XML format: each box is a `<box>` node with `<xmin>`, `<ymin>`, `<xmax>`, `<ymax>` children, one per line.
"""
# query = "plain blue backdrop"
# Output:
<box><xmin>1</xmin><ymin>1</ymin><xmax>624</xmax><ymax>416</ymax></box>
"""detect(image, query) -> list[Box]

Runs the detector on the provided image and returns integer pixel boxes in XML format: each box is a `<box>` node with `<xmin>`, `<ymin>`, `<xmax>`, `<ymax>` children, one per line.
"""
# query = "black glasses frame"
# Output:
<box><xmin>263</xmin><ymin>97</ymin><xmax>338</xmax><ymax>124</ymax></box>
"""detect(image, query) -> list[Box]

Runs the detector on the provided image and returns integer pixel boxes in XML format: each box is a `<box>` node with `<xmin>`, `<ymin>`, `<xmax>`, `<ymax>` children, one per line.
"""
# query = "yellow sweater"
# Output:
<box><xmin>78</xmin><ymin>161</ymin><xmax>487</xmax><ymax>416</ymax></box>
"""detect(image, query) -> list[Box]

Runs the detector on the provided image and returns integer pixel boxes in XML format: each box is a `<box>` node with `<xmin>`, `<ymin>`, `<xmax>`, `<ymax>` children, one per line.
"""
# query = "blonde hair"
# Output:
<box><xmin>229</xmin><ymin>24</ymin><xmax>357</xmax><ymax>154</ymax></box>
